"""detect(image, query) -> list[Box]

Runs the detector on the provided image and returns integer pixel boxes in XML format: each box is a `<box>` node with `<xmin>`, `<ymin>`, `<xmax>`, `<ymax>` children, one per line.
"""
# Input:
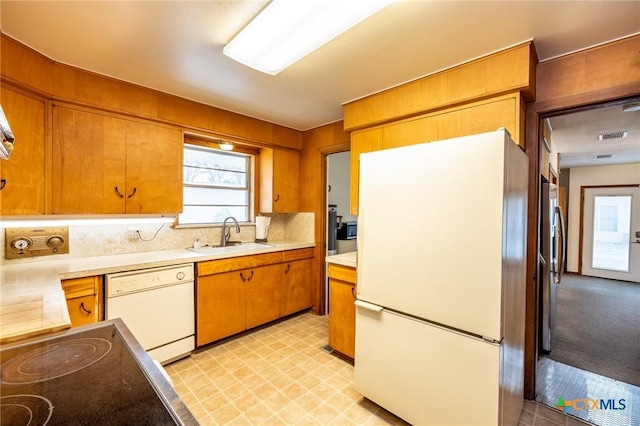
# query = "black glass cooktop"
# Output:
<box><xmin>0</xmin><ymin>319</ymin><xmax>198</xmax><ymax>426</ymax></box>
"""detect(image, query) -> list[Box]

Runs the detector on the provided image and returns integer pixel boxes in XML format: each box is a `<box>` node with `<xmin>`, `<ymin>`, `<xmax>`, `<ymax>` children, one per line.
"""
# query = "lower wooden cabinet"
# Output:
<box><xmin>282</xmin><ymin>250</ymin><xmax>314</xmax><ymax>317</ymax></box>
<box><xmin>328</xmin><ymin>264</ymin><xmax>357</xmax><ymax>359</ymax></box>
<box><xmin>196</xmin><ymin>248</ymin><xmax>314</xmax><ymax>347</ymax></box>
<box><xmin>61</xmin><ymin>276</ymin><xmax>103</xmax><ymax>327</ymax></box>
<box><xmin>245</xmin><ymin>264</ymin><xmax>284</xmax><ymax>329</ymax></box>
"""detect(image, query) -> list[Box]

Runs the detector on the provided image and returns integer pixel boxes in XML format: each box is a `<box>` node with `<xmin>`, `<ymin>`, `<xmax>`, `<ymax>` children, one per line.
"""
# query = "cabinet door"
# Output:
<box><xmin>62</xmin><ymin>276</ymin><xmax>102</xmax><ymax>327</ymax></box>
<box><xmin>125</xmin><ymin>120</ymin><xmax>183</xmax><ymax>214</ymax></box>
<box><xmin>350</xmin><ymin>128</ymin><xmax>382</xmax><ymax>215</ymax></box>
<box><xmin>66</xmin><ymin>295</ymin><xmax>99</xmax><ymax>327</ymax></box>
<box><xmin>381</xmin><ymin>115</ymin><xmax>439</xmax><ymax>149</ymax></box>
<box><xmin>245</xmin><ymin>264</ymin><xmax>283</xmax><ymax>329</ymax></box>
<box><xmin>260</xmin><ymin>148</ymin><xmax>300</xmax><ymax>213</ymax></box>
<box><xmin>52</xmin><ymin>107</ymin><xmax>127</xmax><ymax>213</ymax></box>
<box><xmin>438</xmin><ymin>97</ymin><xmax>516</xmax><ymax>141</ymax></box>
<box><xmin>328</xmin><ymin>278</ymin><xmax>356</xmax><ymax>359</ymax></box>
<box><xmin>281</xmin><ymin>258</ymin><xmax>313</xmax><ymax>316</ymax></box>
<box><xmin>0</xmin><ymin>87</ymin><xmax>46</xmax><ymax>215</ymax></box>
<box><xmin>197</xmin><ymin>271</ymin><xmax>246</xmax><ymax>346</ymax></box>
<box><xmin>272</xmin><ymin>149</ymin><xmax>299</xmax><ymax>212</ymax></box>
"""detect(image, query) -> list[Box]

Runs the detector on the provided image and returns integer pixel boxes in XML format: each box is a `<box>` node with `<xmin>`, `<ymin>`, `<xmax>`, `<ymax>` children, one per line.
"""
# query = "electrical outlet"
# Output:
<box><xmin>127</xmin><ymin>229</ymin><xmax>139</xmax><ymax>240</ymax></box>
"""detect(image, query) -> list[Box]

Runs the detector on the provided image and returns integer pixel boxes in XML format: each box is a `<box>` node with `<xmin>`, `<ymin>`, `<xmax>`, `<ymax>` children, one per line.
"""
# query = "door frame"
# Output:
<box><xmin>524</xmin><ymin>92</ymin><xmax>640</xmax><ymax>399</ymax></box>
<box><xmin>319</xmin><ymin>144</ymin><xmax>351</xmax><ymax>315</ymax></box>
<box><xmin>579</xmin><ymin>184</ymin><xmax>640</xmax><ymax>277</ymax></box>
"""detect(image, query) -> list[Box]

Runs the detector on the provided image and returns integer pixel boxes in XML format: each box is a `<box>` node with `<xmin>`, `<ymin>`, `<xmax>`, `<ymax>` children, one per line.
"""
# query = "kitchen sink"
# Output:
<box><xmin>187</xmin><ymin>242</ymin><xmax>275</xmax><ymax>254</ymax></box>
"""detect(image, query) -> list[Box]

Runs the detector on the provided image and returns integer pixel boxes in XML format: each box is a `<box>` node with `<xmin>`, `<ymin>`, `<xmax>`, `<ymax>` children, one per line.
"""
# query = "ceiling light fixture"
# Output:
<box><xmin>218</xmin><ymin>140</ymin><xmax>234</xmax><ymax>151</ymax></box>
<box><xmin>223</xmin><ymin>0</ymin><xmax>394</xmax><ymax>75</ymax></box>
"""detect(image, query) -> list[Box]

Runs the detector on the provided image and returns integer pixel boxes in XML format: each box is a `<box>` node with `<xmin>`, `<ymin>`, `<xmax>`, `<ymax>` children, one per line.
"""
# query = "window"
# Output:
<box><xmin>179</xmin><ymin>143</ymin><xmax>251</xmax><ymax>225</ymax></box>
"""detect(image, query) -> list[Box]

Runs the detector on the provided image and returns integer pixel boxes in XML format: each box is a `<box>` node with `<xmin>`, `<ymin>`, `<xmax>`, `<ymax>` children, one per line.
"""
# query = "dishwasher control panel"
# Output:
<box><xmin>106</xmin><ymin>264</ymin><xmax>194</xmax><ymax>297</ymax></box>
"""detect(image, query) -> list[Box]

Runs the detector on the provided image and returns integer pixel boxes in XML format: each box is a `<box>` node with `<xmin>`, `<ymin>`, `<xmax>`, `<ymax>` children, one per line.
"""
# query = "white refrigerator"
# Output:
<box><xmin>354</xmin><ymin>129</ymin><xmax>528</xmax><ymax>426</ymax></box>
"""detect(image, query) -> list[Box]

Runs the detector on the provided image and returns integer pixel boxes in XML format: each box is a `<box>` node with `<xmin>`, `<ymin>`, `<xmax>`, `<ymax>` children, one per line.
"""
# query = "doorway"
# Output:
<box><xmin>324</xmin><ymin>151</ymin><xmax>353</xmax><ymax>314</ymax></box>
<box><xmin>534</xmin><ymin>101</ymin><xmax>640</xmax><ymax>425</ymax></box>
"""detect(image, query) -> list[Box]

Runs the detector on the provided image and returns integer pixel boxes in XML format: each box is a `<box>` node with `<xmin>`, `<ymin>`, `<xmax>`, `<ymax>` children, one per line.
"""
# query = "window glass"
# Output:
<box><xmin>179</xmin><ymin>144</ymin><xmax>250</xmax><ymax>225</ymax></box>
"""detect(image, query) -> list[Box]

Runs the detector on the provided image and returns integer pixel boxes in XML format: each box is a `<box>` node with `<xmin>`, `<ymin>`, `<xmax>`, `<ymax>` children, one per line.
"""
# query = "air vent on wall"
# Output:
<box><xmin>598</xmin><ymin>131</ymin><xmax>628</xmax><ymax>140</ymax></box>
<box><xmin>594</xmin><ymin>154</ymin><xmax>614</xmax><ymax>159</ymax></box>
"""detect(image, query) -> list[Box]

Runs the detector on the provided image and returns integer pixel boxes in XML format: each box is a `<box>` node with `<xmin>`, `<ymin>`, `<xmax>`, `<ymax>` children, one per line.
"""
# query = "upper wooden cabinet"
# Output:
<box><xmin>0</xmin><ymin>87</ymin><xmax>46</xmax><ymax>215</ymax></box>
<box><xmin>259</xmin><ymin>148</ymin><xmax>300</xmax><ymax>213</ymax></box>
<box><xmin>350</xmin><ymin>129</ymin><xmax>381</xmax><ymax>216</ymax></box>
<box><xmin>349</xmin><ymin>93</ymin><xmax>525</xmax><ymax>214</ymax></box>
<box><xmin>52</xmin><ymin>107</ymin><xmax>183</xmax><ymax>214</ymax></box>
<box><xmin>343</xmin><ymin>41</ymin><xmax>536</xmax><ymax>131</ymax></box>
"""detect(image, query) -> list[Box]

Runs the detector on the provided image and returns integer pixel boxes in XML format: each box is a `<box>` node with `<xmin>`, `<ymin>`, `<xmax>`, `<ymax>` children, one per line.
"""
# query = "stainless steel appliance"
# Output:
<box><xmin>354</xmin><ymin>130</ymin><xmax>528</xmax><ymax>425</ymax></box>
<box><xmin>328</xmin><ymin>204</ymin><xmax>338</xmax><ymax>256</ymax></box>
<box><xmin>540</xmin><ymin>181</ymin><xmax>566</xmax><ymax>352</ymax></box>
<box><xmin>106</xmin><ymin>264</ymin><xmax>195</xmax><ymax>364</ymax></box>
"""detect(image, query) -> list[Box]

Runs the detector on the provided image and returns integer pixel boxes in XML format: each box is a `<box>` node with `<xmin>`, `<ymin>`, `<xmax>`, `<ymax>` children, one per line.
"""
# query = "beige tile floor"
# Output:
<box><xmin>166</xmin><ymin>312</ymin><xmax>587</xmax><ymax>426</ymax></box>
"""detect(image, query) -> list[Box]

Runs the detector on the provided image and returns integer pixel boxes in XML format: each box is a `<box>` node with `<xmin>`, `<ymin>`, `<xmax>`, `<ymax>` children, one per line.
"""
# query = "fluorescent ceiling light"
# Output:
<box><xmin>223</xmin><ymin>0</ymin><xmax>394</xmax><ymax>75</ymax></box>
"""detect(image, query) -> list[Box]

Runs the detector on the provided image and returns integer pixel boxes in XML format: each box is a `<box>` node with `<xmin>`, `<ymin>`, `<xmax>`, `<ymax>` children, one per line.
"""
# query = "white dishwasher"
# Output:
<box><xmin>106</xmin><ymin>263</ymin><xmax>195</xmax><ymax>365</ymax></box>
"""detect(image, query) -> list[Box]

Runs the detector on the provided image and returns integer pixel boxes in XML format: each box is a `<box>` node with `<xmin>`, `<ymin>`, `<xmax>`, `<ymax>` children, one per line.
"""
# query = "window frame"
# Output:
<box><xmin>178</xmin><ymin>138</ymin><xmax>257</xmax><ymax>227</ymax></box>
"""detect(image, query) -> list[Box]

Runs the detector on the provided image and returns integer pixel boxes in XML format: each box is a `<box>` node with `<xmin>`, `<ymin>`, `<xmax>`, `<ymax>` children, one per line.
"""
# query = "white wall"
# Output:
<box><xmin>327</xmin><ymin>151</ymin><xmax>356</xmax><ymax>223</ymax></box>
<box><xmin>566</xmin><ymin>163</ymin><xmax>640</xmax><ymax>272</ymax></box>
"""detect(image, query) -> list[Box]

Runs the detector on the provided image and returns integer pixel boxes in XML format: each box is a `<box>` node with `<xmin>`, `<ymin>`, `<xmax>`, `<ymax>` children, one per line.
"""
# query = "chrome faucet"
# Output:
<box><xmin>220</xmin><ymin>216</ymin><xmax>240</xmax><ymax>247</ymax></box>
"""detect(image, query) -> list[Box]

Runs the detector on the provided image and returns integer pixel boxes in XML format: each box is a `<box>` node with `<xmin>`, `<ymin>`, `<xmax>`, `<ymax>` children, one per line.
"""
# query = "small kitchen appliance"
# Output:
<box><xmin>337</xmin><ymin>221</ymin><xmax>357</xmax><ymax>240</ymax></box>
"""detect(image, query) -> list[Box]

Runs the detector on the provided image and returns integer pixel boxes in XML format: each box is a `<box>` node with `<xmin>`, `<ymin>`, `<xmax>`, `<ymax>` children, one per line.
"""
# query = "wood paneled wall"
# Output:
<box><xmin>1</xmin><ymin>34</ymin><xmax>302</xmax><ymax>150</ymax></box>
<box><xmin>300</xmin><ymin>122</ymin><xmax>350</xmax><ymax>314</ymax></box>
<box><xmin>523</xmin><ymin>34</ymin><xmax>640</xmax><ymax>400</ymax></box>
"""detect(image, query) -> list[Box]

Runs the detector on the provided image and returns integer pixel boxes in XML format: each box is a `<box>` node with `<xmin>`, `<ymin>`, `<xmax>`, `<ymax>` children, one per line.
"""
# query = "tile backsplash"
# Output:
<box><xmin>0</xmin><ymin>213</ymin><xmax>314</xmax><ymax>265</ymax></box>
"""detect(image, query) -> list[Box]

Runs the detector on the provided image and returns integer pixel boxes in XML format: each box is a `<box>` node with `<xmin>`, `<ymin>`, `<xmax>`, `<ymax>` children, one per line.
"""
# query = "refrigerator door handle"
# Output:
<box><xmin>354</xmin><ymin>300</ymin><xmax>383</xmax><ymax>312</ymax></box>
<box><xmin>554</xmin><ymin>205</ymin><xmax>566</xmax><ymax>284</ymax></box>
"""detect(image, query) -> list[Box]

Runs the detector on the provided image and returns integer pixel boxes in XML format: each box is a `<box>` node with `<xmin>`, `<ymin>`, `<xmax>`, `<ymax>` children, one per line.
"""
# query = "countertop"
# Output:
<box><xmin>325</xmin><ymin>251</ymin><xmax>357</xmax><ymax>268</ymax></box>
<box><xmin>0</xmin><ymin>241</ymin><xmax>314</xmax><ymax>343</ymax></box>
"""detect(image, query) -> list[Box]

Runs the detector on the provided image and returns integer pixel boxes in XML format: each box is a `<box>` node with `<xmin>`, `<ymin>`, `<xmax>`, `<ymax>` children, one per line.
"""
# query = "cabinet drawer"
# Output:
<box><xmin>328</xmin><ymin>264</ymin><xmax>356</xmax><ymax>284</ymax></box>
<box><xmin>61</xmin><ymin>276</ymin><xmax>98</xmax><ymax>299</ymax></box>
<box><xmin>197</xmin><ymin>252</ymin><xmax>284</xmax><ymax>276</ymax></box>
<box><xmin>283</xmin><ymin>247</ymin><xmax>314</xmax><ymax>262</ymax></box>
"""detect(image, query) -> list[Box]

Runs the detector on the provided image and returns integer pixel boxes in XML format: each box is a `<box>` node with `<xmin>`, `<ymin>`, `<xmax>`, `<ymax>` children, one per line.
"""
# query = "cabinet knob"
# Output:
<box><xmin>274</xmin><ymin>194</ymin><xmax>280</xmax><ymax>202</ymax></box>
<box><xmin>127</xmin><ymin>187</ymin><xmax>137</xmax><ymax>198</ymax></box>
<box><xmin>114</xmin><ymin>186</ymin><xmax>124</xmax><ymax>198</ymax></box>
<box><xmin>0</xmin><ymin>179</ymin><xmax>6</xmax><ymax>190</ymax></box>
<box><xmin>284</xmin><ymin>264</ymin><xmax>290</xmax><ymax>274</ymax></box>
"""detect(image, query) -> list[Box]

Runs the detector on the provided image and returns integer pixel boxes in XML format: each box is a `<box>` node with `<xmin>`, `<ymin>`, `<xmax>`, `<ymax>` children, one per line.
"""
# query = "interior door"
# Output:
<box><xmin>582</xmin><ymin>186</ymin><xmax>640</xmax><ymax>282</ymax></box>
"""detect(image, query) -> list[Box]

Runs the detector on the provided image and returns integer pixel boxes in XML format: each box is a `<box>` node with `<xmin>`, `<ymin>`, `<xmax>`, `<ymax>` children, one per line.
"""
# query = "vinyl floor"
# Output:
<box><xmin>166</xmin><ymin>312</ymin><xmax>588</xmax><ymax>425</ymax></box>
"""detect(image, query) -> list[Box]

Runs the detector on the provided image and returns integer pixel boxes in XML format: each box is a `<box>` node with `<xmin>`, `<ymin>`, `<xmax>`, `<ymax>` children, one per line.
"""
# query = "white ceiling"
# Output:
<box><xmin>550</xmin><ymin>102</ymin><xmax>640</xmax><ymax>169</ymax></box>
<box><xmin>1</xmin><ymin>1</ymin><xmax>639</xmax><ymax>166</ymax></box>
